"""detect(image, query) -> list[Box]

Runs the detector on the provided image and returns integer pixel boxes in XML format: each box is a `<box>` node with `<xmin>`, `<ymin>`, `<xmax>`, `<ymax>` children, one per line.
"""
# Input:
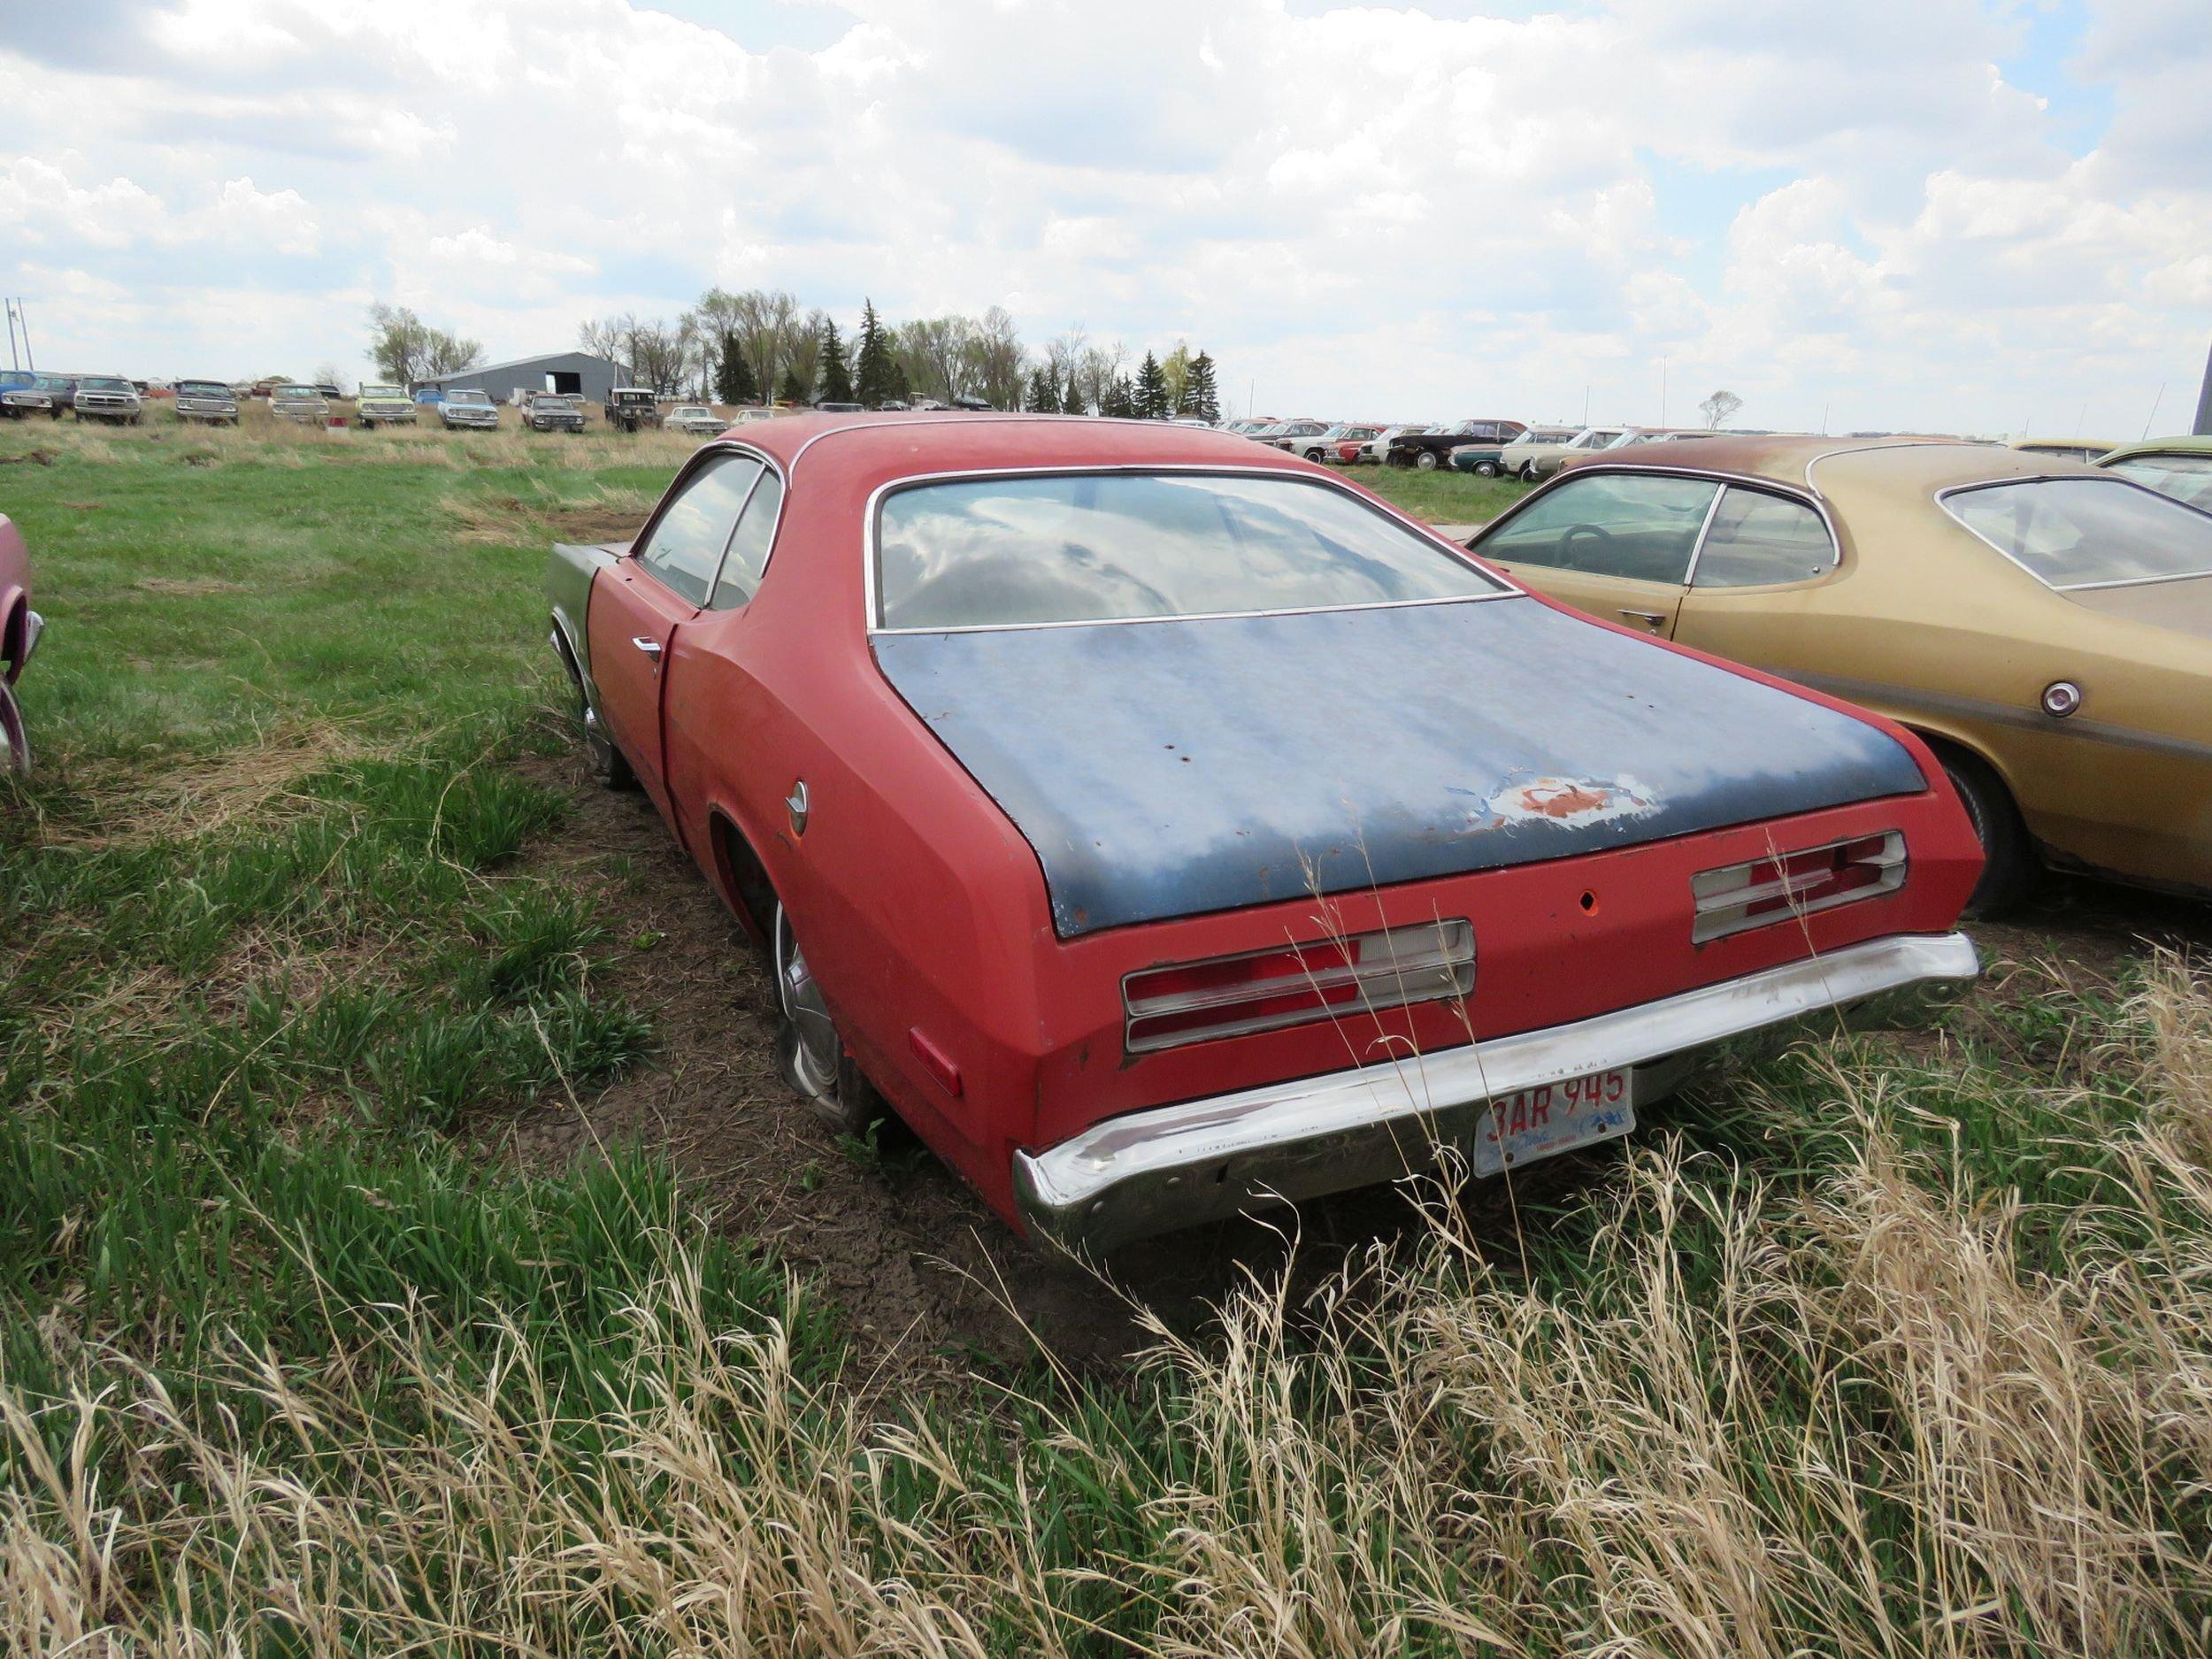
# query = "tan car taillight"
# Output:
<box><xmin>1122</xmin><ymin>919</ymin><xmax>1475</xmax><ymax>1054</ymax></box>
<box><xmin>1692</xmin><ymin>831</ymin><xmax>1905</xmax><ymax>943</ymax></box>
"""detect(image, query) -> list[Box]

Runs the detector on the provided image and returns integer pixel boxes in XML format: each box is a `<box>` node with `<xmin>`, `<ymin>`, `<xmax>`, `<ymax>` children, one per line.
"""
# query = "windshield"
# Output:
<box><xmin>874</xmin><ymin>471</ymin><xmax>1507</xmax><ymax>631</ymax></box>
<box><xmin>2105</xmin><ymin>453</ymin><xmax>2212</xmax><ymax>513</ymax></box>
<box><xmin>539</xmin><ymin>395</ymin><xmax>580</xmax><ymax>407</ymax></box>
<box><xmin>0</xmin><ymin>372</ymin><xmax>29</xmax><ymax>389</ymax></box>
<box><xmin>177</xmin><ymin>380</ymin><xmax>229</xmax><ymax>396</ymax></box>
<box><xmin>448</xmin><ymin>391</ymin><xmax>491</xmax><ymax>406</ymax></box>
<box><xmin>275</xmin><ymin>385</ymin><xmax>319</xmax><ymax>398</ymax></box>
<box><xmin>81</xmin><ymin>377</ymin><xmax>133</xmax><ymax>393</ymax></box>
<box><xmin>1944</xmin><ymin>477</ymin><xmax>2212</xmax><ymax>589</ymax></box>
<box><xmin>361</xmin><ymin>385</ymin><xmax>404</xmax><ymax>399</ymax></box>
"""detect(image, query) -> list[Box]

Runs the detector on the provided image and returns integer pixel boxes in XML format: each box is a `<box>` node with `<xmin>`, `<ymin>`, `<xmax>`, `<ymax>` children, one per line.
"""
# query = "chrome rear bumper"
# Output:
<box><xmin>1015</xmin><ymin>931</ymin><xmax>1978</xmax><ymax>1252</ymax></box>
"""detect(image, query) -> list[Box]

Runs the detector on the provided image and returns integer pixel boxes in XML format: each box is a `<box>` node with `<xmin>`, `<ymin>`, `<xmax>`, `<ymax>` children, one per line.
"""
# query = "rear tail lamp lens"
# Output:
<box><xmin>1122</xmin><ymin>919</ymin><xmax>1475</xmax><ymax>1054</ymax></box>
<box><xmin>1692</xmin><ymin>831</ymin><xmax>1905</xmax><ymax>943</ymax></box>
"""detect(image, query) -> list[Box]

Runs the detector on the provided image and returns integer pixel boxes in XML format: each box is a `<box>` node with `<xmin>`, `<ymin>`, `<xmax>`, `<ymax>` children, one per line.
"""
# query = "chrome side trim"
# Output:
<box><xmin>17</xmin><ymin>610</ymin><xmax>42</xmax><ymax>672</ymax></box>
<box><xmin>1015</xmin><ymin>931</ymin><xmax>1978</xmax><ymax>1251</ymax></box>
<box><xmin>1786</xmin><ymin>669</ymin><xmax>2212</xmax><ymax>764</ymax></box>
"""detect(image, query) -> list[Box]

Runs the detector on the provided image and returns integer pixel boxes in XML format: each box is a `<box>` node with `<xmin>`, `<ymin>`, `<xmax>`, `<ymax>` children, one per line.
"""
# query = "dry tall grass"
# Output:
<box><xmin>6</xmin><ymin>963</ymin><xmax>2209</xmax><ymax>1656</ymax></box>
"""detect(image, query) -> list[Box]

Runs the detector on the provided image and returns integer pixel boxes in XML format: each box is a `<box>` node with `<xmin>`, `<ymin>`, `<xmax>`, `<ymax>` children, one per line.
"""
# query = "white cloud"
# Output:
<box><xmin>0</xmin><ymin>0</ymin><xmax>2202</xmax><ymax>437</ymax></box>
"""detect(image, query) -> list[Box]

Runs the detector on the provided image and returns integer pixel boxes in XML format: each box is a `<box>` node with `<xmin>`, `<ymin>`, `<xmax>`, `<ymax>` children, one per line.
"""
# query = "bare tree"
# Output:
<box><xmin>965</xmin><ymin>305</ymin><xmax>1025</xmax><ymax>411</ymax></box>
<box><xmin>1077</xmin><ymin>340</ymin><xmax>1126</xmax><ymax>417</ymax></box>
<box><xmin>1699</xmin><ymin>388</ymin><xmax>1743</xmax><ymax>429</ymax></box>
<box><xmin>420</xmin><ymin>327</ymin><xmax>484</xmax><ymax>379</ymax></box>
<box><xmin>577</xmin><ymin>315</ymin><xmax>629</xmax><ymax>365</ymax></box>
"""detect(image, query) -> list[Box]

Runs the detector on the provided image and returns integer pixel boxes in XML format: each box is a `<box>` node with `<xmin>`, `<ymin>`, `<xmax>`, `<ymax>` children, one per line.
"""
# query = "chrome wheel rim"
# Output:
<box><xmin>0</xmin><ymin>680</ymin><xmax>26</xmax><ymax>775</ymax></box>
<box><xmin>773</xmin><ymin>905</ymin><xmax>841</xmax><ymax>1103</ymax></box>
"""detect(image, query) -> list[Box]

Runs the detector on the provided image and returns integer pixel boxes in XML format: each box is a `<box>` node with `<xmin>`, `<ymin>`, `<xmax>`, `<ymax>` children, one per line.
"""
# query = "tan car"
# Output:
<box><xmin>1461</xmin><ymin>436</ymin><xmax>2212</xmax><ymax>909</ymax></box>
<box><xmin>2097</xmin><ymin>434</ymin><xmax>2212</xmax><ymax>512</ymax></box>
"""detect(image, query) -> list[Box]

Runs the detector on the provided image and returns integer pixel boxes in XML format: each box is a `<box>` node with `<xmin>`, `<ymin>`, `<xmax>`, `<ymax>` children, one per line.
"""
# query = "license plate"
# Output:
<box><xmin>1471</xmin><ymin>1068</ymin><xmax>1635</xmax><ymax>1176</ymax></box>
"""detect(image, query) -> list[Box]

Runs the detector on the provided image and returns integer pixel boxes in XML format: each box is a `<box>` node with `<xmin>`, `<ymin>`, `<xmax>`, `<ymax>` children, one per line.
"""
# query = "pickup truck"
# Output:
<box><xmin>524</xmin><ymin>392</ymin><xmax>588</xmax><ymax>433</ymax></box>
<box><xmin>603</xmin><ymin>387</ymin><xmax>660</xmax><ymax>433</ymax></box>
<box><xmin>1386</xmin><ymin>418</ymin><xmax>1526</xmax><ymax>470</ymax></box>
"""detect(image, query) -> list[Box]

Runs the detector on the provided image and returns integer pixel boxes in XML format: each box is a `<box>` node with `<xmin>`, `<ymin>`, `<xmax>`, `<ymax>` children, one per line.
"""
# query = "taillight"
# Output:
<box><xmin>1123</xmin><ymin>919</ymin><xmax>1475</xmax><ymax>1054</ymax></box>
<box><xmin>1691</xmin><ymin>831</ymin><xmax>1905</xmax><ymax>943</ymax></box>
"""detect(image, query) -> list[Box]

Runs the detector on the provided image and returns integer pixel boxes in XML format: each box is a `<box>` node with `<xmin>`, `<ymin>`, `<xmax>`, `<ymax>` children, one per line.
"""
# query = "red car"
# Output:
<box><xmin>545</xmin><ymin>413</ymin><xmax>1981</xmax><ymax>1249</ymax></box>
<box><xmin>0</xmin><ymin>513</ymin><xmax>40</xmax><ymax>774</ymax></box>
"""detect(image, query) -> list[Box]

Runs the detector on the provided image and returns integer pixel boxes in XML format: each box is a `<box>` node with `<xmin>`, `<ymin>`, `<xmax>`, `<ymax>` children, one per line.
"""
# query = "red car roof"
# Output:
<box><xmin>737</xmin><ymin>411</ymin><xmax>1295</xmax><ymax>480</ymax></box>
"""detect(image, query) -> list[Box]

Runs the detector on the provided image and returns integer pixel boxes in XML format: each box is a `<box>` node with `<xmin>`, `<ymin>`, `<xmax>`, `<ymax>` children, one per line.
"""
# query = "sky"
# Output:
<box><xmin>1</xmin><ymin>0</ymin><xmax>2207</xmax><ymax>436</ymax></box>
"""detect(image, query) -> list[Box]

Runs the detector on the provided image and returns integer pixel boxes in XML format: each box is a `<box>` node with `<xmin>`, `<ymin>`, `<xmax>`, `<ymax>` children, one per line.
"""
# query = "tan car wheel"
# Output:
<box><xmin>1939</xmin><ymin>747</ymin><xmax>2034</xmax><ymax>916</ymax></box>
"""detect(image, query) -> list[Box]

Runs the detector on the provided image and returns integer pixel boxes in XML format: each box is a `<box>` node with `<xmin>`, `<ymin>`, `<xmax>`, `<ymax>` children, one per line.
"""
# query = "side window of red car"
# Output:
<box><xmin>710</xmin><ymin>470</ymin><xmax>784</xmax><ymax>610</ymax></box>
<box><xmin>635</xmin><ymin>453</ymin><xmax>763</xmax><ymax>606</ymax></box>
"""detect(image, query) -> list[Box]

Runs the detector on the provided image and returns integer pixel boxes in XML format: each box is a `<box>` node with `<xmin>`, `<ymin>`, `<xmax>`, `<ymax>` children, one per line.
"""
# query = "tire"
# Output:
<box><xmin>1476</xmin><ymin>459</ymin><xmax>1501</xmax><ymax>478</ymax></box>
<box><xmin>558</xmin><ymin>637</ymin><xmax>634</xmax><ymax>790</ymax></box>
<box><xmin>0</xmin><ymin>678</ymin><xmax>27</xmax><ymax>777</ymax></box>
<box><xmin>771</xmin><ymin>899</ymin><xmax>885</xmax><ymax>1135</ymax></box>
<box><xmin>1518</xmin><ymin>463</ymin><xmax>1539</xmax><ymax>481</ymax></box>
<box><xmin>1937</xmin><ymin>745</ymin><xmax>2035</xmax><ymax>915</ymax></box>
<box><xmin>1415</xmin><ymin>449</ymin><xmax>1439</xmax><ymax>471</ymax></box>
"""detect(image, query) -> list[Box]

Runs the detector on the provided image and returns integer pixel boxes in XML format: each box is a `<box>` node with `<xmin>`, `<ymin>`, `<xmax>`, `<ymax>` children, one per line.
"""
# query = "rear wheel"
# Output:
<box><xmin>0</xmin><ymin>678</ymin><xmax>28</xmax><ymax>776</ymax></box>
<box><xmin>1415</xmin><ymin>449</ymin><xmax>1439</xmax><ymax>471</ymax></box>
<box><xmin>1937</xmin><ymin>745</ymin><xmax>2034</xmax><ymax>915</ymax></box>
<box><xmin>772</xmin><ymin>900</ymin><xmax>884</xmax><ymax>1136</ymax></box>
<box><xmin>1475</xmin><ymin>458</ymin><xmax>1501</xmax><ymax>478</ymax></box>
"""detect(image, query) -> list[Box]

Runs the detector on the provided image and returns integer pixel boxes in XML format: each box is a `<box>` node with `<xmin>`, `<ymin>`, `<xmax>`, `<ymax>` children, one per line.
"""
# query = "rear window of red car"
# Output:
<box><xmin>873</xmin><ymin>471</ymin><xmax>1505</xmax><ymax>631</ymax></box>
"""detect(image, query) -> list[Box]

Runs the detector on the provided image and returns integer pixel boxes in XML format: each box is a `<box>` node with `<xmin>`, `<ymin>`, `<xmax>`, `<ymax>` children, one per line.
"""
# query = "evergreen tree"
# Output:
<box><xmin>777</xmin><ymin>365</ymin><xmax>807</xmax><ymax>405</ymax></box>
<box><xmin>888</xmin><ymin>359</ymin><xmax>912</xmax><ymax>405</ymax></box>
<box><xmin>715</xmin><ymin>330</ymin><xmax>760</xmax><ymax>404</ymax></box>
<box><xmin>1134</xmin><ymin>350</ymin><xmax>1168</xmax><ymax>419</ymax></box>
<box><xmin>1063</xmin><ymin>373</ymin><xmax>1087</xmax><ymax>416</ymax></box>
<box><xmin>1184</xmin><ymin>351</ymin><xmax>1221</xmax><ymax>423</ymax></box>
<box><xmin>1101</xmin><ymin>375</ymin><xmax>1135</xmax><ymax>419</ymax></box>
<box><xmin>817</xmin><ymin>319</ymin><xmax>855</xmax><ymax>403</ymax></box>
<box><xmin>854</xmin><ymin>299</ymin><xmax>896</xmax><ymax>408</ymax></box>
<box><xmin>1024</xmin><ymin>365</ymin><xmax>1057</xmax><ymax>411</ymax></box>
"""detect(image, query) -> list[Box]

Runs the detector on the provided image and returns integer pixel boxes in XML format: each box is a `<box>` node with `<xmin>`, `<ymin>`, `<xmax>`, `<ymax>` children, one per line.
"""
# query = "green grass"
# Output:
<box><xmin>2</xmin><ymin>418</ymin><xmax>2208</xmax><ymax>1655</ymax></box>
<box><xmin>1353</xmin><ymin>460</ymin><xmax>1531</xmax><ymax>524</ymax></box>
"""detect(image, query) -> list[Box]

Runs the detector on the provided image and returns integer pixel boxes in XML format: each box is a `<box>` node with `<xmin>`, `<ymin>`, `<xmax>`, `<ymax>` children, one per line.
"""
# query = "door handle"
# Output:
<box><xmin>1619</xmin><ymin>609</ymin><xmax>1667</xmax><ymax>630</ymax></box>
<box><xmin>631</xmin><ymin>636</ymin><xmax>664</xmax><ymax>657</ymax></box>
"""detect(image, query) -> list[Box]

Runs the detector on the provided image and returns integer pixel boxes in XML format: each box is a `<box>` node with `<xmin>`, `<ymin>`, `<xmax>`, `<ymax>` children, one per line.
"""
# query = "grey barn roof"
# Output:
<box><xmin>415</xmin><ymin>350</ymin><xmax>631</xmax><ymax>388</ymax></box>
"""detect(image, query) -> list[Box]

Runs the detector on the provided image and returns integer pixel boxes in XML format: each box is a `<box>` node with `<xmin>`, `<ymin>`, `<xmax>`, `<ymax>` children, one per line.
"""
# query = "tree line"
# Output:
<box><xmin>368</xmin><ymin>291</ymin><xmax>1224</xmax><ymax>419</ymax></box>
<box><xmin>579</xmin><ymin>292</ymin><xmax>1222</xmax><ymax>419</ymax></box>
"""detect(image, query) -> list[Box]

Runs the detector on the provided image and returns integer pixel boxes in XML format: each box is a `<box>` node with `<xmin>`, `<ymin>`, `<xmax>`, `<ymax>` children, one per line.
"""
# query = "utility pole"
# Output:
<box><xmin>2194</xmin><ymin>339</ymin><xmax>2212</xmax><ymax>436</ymax></box>
<box><xmin>1659</xmin><ymin>357</ymin><xmax>1667</xmax><ymax>426</ymax></box>
<box><xmin>13</xmin><ymin>300</ymin><xmax>31</xmax><ymax>370</ymax></box>
<box><xmin>4</xmin><ymin>300</ymin><xmax>17</xmax><ymax>371</ymax></box>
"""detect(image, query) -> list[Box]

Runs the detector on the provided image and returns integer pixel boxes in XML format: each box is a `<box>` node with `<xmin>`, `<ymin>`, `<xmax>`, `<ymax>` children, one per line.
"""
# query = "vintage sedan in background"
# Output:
<box><xmin>1462</xmin><ymin>436</ymin><xmax>2212</xmax><ymax>910</ymax></box>
<box><xmin>1348</xmin><ymin>422</ymin><xmax>1429</xmax><ymax>464</ymax></box>
<box><xmin>545</xmin><ymin>414</ymin><xmax>1979</xmax><ymax>1248</ymax></box>
<box><xmin>664</xmin><ymin>403</ymin><xmax>725</xmax><ymax>436</ymax></box>
<box><xmin>2097</xmin><ymin>434</ymin><xmax>2212</xmax><ymax>512</ymax></box>
<box><xmin>173</xmin><ymin>379</ymin><xmax>240</xmax><ymax>424</ymax></box>
<box><xmin>2013</xmin><ymin>437</ymin><xmax>2117</xmax><ymax>465</ymax></box>
<box><xmin>0</xmin><ymin>513</ymin><xmax>42</xmax><ymax>774</ymax></box>
<box><xmin>357</xmin><ymin>384</ymin><xmax>419</xmax><ymax>428</ymax></box>
<box><xmin>268</xmin><ymin>384</ymin><xmax>330</xmax><ymax>424</ymax></box>
<box><xmin>0</xmin><ymin>371</ymin><xmax>66</xmax><ymax>420</ymax></box>
<box><xmin>438</xmin><ymin>388</ymin><xmax>502</xmax><ymax>431</ymax></box>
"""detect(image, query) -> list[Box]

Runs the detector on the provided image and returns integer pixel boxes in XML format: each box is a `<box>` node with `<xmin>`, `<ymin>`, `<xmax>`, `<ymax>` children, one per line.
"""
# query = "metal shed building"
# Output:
<box><xmin>415</xmin><ymin>350</ymin><xmax>630</xmax><ymax>405</ymax></box>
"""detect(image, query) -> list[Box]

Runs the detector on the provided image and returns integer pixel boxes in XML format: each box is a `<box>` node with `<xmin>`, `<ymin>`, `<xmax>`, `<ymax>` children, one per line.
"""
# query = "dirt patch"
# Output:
<box><xmin>442</xmin><ymin>488</ymin><xmax>652</xmax><ymax>548</ymax></box>
<box><xmin>0</xmin><ymin>448</ymin><xmax>57</xmax><ymax>467</ymax></box>
<box><xmin>42</xmin><ymin>719</ymin><xmax>380</xmax><ymax>849</ymax></box>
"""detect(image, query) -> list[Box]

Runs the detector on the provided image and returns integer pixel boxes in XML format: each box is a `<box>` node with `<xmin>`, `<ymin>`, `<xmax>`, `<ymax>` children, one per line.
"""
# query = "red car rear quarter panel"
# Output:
<box><xmin>657</xmin><ymin>432</ymin><xmax>1079</xmax><ymax>1217</ymax></box>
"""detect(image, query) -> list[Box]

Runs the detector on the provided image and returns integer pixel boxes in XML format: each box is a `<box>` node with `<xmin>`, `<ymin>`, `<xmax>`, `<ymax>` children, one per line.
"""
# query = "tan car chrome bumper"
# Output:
<box><xmin>1015</xmin><ymin>931</ymin><xmax>1978</xmax><ymax>1252</ymax></box>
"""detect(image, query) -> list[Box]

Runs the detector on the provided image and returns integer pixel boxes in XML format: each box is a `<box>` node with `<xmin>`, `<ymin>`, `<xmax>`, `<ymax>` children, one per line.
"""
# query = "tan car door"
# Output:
<box><xmin>1473</xmin><ymin>471</ymin><xmax>1718</xmax><ymax>638</ymax></box>
<box><xmin>1669</xmin><ymin>485</ymin><xmax>1841</xmax><ymax>669</ymax></box>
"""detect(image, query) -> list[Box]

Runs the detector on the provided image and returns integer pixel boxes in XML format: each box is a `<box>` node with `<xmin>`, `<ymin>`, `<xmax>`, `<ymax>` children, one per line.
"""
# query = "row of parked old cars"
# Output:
<box><xmin>1229</xmin><ymin>414</ymin><xmax>1816</xmax><ymax>478</ymax></box>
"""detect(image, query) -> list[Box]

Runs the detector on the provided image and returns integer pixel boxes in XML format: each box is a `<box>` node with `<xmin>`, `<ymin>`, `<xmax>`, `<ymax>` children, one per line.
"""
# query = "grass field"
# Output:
<box><xmin>3</xmin><ymin>411</ymin><xmax>2209</xmax><ymax>1655</ymax></box>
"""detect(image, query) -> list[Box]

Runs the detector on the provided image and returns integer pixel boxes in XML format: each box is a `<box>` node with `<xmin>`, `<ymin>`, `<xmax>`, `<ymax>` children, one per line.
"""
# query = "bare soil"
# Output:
<box><xmin>491</xmin><ymin>746</ymin><xmax>2212</xmax><ymax>1386</ymax></box>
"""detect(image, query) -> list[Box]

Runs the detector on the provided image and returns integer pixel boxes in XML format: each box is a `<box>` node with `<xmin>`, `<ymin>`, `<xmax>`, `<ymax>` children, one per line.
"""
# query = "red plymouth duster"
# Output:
<box><xmin>0</xmin><ymin>513</ymin><xmax>40</xmax><ymax>774</ymax></box>
<box><xmin>546</xmin><ymin>413</ymin><xmax>1980</xmax><ymax>1249</ymax></box>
